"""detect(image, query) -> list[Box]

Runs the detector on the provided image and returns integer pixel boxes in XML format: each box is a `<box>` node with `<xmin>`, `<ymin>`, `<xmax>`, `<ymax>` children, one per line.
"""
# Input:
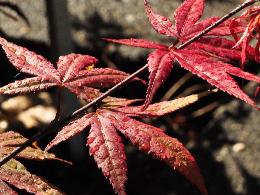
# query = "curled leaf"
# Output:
<box><xmin>57</xmin><ymin>53</ymin><xmax>98</xmax><ymax>82</ymax></box>
<box><xmin>0</xmin><ymin>159</ymin><xmax>62</xmax><ymax>195</ymax></box>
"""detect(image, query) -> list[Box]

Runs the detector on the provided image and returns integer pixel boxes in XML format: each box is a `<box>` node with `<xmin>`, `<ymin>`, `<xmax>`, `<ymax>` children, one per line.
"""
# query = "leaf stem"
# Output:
<box><xmin>0</xmin><ymin>0</ymin><xmax>257</xmax><ymax>167</ymax></box>
<box><xmin>55</xmin><ymin>88</ymin><xmax>62</xmax><ymax>121</ymax></box>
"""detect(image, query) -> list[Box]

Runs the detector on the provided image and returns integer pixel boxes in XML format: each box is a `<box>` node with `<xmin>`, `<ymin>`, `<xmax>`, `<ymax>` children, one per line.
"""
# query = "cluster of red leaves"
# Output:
<box><xmin>230</xmin><ymin>5</ymin><xmax>260</xmax><ymax>66</ymax></box>
<box><xmin>0</xmin><ymin>36</ymin><xmax>208</xmax><ymax>194</ymax></box>
<box><xmin>0</xmin><ymin>0</ymin><xmax>260</xmax><ymax>195</ymax></box>
<box><xmin>0</xmin><ymin>37</ymin><xmax>207</xmax><ymax>194</ymax></box>
<box><xmin>0</xmin><ymin>131</ymin><xmax>66</xmax><ymax>194</ymax></box>
<box><xmin>45</xmin><ymin>94</ymin><xmax>206</xmax><ymax>195</ymax></box>
<box><xmin>106</xmin><ymin>0</ymin><xmax>260</xmax><ymax>109</ymax></box>
<box><xmin>0</xmin><ymin>37</ymin><xmax>132</xmax><ymax>102</ymax></box>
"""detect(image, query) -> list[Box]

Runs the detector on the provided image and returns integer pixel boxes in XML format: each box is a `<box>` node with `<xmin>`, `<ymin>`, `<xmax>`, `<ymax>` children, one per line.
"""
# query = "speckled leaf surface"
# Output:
<box><xmin>87</xmin><ymin>114</ymin><xmax>127</xmax><ymax>195</ymax></box>
<box><xmin>105</xmin><ymin>0</ymin><xmax>260</xmax><ymax>108</ymax></box>
<box><xmin>0</xmin><ymin>37</ymin><xmax>60</xmax><ymax>82</ymax></box>
<box><xmin>0</xmin><ymin>131</ymin><xmax>65</xmax><ymax>194</ymax></box>
<box><xmin>144</xmin><ymin>0</ymin><xmax>177</xmax><ymax>36</ymax></box>
<box><xmin>0</xmin><ymin>37</ymin><xmax>133</xmax><ymax>101</ymax></box>
<box><xmin>174</xmin><ymin>0</ymin><xmax>204</xmax><ymax>35</ymax></box>
<box><xmin>47</xmin><ymin>93</ymin><xmax>205</xmax><ymax>195</ymax></box>
<box><xmin>0</xmin><ymin>180</ymin><xmax>17</xmax><ymax>195</ymax></box>
<box><xmin>0</xmin><ymin>159</ymin><xmax>62</xmax><ymax>195</ymax></box>
<box><xmin>107</xmin><ymin>110</ymin><xmax>207</xmax><ymax>195</ymax></box>
<box><xmin>173</xmin><ymin>49</ymin><xmax>260</xmax><ymax>107</ymax></box>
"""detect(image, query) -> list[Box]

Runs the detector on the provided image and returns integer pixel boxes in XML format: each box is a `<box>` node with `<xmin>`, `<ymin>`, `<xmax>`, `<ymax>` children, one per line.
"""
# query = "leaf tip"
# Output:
<box><xmin>0</xmin><ymin>88</ymin><xmax>4</xmax><ymax>94</ymax></box>
<box><xmin>102</xmin><ymin>38</ymin><xmax>112</xmax><ymax>42</ymax></box>
<box><xmin>44</xmin><ymin>144</ymin><xmax>53</xmax><ymax>152</ymax></box>
<box><xmin>142</xmin><ymin>99</ymin><xmax>150</xmax><ymax>111</ymax></box>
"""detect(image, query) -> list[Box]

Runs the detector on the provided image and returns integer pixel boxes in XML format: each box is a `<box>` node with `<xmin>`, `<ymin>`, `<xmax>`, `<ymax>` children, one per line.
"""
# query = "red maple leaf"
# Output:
<box><xmin>105</xmin><ymin>0</ymin><xmax>260</xmax><ymax>108</ymax></box>
<box><xmin>230</xmin><ymin>5</ymin><xmax>260</xmax><ymax>66</ymax></box>
<box><xmin>45</xmin><ymin>94</ymin><xmax>207</xmax><ymax>195</ymax></box>
<box><xmin>0</xmin><ymin>37</ymin><xmax>134</xmax><ymax>102</ymax></box>
<box><xmin>144</xmin><ymin>0</ymin><xmax>243</xmax><ymax>40</ymax></box>
<box><xmin>0</xmin><ymin>131</ymin><xmax>67</xmax><ymax>194</ymax></box>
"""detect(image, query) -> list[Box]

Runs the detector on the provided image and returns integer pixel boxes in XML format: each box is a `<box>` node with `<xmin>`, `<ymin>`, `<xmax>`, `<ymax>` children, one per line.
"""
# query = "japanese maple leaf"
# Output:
<box><xmin>230</xmin><ymin>5</ymin><xmax>260</xmax><ymax>66</ymax></box>
<box><xmin>143</xmin><ymin>0</ymin><xmax>245</xmax><ymax>40</ymax></box>
<box><xmin>0</xmin><ymin>37</ymin><xmax>133</xmax><ymax>102</ymax></box>
<box><xmin>105</xmin><ymin>0</ymin><xmax>260</xmax><ymax>108</ymax></box>
<box><xmin>0</xmin><ymin>131</ymin><xmax>66</xmax><ymax>194</ymax></box>
<box><xmin>45</xmin><ymin>94</ymin><xmax>207</xmax><ymax>195</ymax></box>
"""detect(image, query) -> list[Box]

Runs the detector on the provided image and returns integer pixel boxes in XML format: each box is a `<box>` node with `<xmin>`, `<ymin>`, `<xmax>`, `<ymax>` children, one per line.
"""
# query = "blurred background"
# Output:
<box><xmin>0</xmin><ymin>0</ymin><xmax>259</xmax><ymax>194</ymax></box>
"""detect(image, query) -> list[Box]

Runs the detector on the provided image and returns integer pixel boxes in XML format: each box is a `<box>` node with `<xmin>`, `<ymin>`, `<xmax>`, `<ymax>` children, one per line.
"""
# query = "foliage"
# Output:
<box><xmin>0</xmin><ymin>35</ymin><xmax>206</xmax><ymax>195</ymax></box>
<box><xmin>0</xmin><ymin>37</ymin><xmax>134</xmax><ymax>102</ymax></box>
<box><xmin>0</xmin><ymin>0</ymin><xmax>259</xmax><ymax>195</ymax></box>
<box><xmin>45</xmin><ymin>94</ymin><xmax>204</xmax><ymax>195</ymax></box>
<box><xmin>105</xmin><ymin>0</ymin><xmax>260</xmax><ymax>108</ymax></box>
<box><xmin>0</xmin><ymin>131</ymin><xmax>65</xmax><ymax>194</ymax></box>
<box><xmin>230</xmin><ymin>5</ymin><xmax>260</xmax><ymax>66</ymax></box>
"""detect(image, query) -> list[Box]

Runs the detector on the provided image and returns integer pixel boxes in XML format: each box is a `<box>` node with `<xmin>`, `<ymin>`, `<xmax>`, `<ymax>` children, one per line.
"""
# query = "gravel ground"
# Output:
<box><xmin>202</xmin><ymin>99</ymin><xmax>260</xmax><ymax>195</ymax></box>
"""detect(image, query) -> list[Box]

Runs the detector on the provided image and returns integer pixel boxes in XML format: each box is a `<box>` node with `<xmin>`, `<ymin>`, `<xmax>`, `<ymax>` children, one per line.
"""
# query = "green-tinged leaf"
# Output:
<box><xmin>0</xmin><ymin>131</ymin><xmax>66</xmax><ymax>194</ymax></box>
<box><xmin>0</xmin><ymin>131</ymin><xmax>69</xmax><ymax>163</ymax></box>
<box><xmin>102</xmin><ymin>97</ymin><xmax>142</xmax><ymax>107</ymax></box>
<box><xmin>0</xmin><ymin>159</ymin><xmax>62</xmax><ymax>195</ymax></box>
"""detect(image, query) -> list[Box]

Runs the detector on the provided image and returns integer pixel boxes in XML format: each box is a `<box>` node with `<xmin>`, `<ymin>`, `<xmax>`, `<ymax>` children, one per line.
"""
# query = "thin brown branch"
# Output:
<box><xmin>177</xmin><ymin>84</ymin><xmax>209</xmax><ymax>98</ymax></box>
<box><xmin>54</xmin><ymin>88</ymin><xmax>62</xmax><ymax>121</ymax></box>
<box><xmin>192</xmin><ymin>102</ymin><xmax>220</xmax><ymax>118</ymax></box>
